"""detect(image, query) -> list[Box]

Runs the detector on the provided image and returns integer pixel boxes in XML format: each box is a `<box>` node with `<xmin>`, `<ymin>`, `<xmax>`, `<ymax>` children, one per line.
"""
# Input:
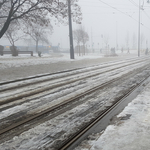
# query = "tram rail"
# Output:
<box><xmin>60</xmin><ymin>74</ymin><xmax>150</xmax><ymax>150</ymax></box>
<box><xmin>0</xmin><ymin>58</ymin><xmax>149</xmax><ymax>137</ymax></box>
<box><xmin>0</xmin><ymin>57</ymin><xmax>149</xmax><ymax>106</ymax></box>
<box><xmin>0</xmin><ymin>56</ymin><xmax>150</xmax><ymax>149</ymax></box>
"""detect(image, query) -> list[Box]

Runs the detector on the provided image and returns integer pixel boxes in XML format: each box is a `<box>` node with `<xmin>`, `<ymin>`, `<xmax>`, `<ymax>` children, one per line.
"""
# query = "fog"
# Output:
<box><xmin>1</xmin><ymin>0</ymin><xmax>150</xmax><ymax>50</ymax></box>
<box><xmin>51</xmin><ymin>0</ymin><xmax>150</xmax><ymax>50</ymax></box>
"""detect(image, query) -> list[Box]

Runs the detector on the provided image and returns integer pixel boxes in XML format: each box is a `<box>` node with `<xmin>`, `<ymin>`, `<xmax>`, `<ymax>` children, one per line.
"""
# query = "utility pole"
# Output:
<box><xmin>138</xmin><ymin>0</ymin><xmax>141</xmax><ymax>57</ymax></box>
<box><xmin>68</xmin><ymin>0</ymin><xmax>74</xmax><ymax>59</ymax></box>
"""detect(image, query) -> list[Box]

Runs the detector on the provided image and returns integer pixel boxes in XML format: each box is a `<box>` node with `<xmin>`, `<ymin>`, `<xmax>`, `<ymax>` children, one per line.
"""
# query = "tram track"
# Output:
<box><xmin>0</xmin><ymin>57</ymin><xmax>140</xmax><ymax>86</ymax></box>
<box><xmin>0</xmin><ymin>57</ymin><xmax>150</xmax><ymax>149</ymax></box>
<box><xmin>60</xmin><ymin>74</ymin><xmax>150</xmax><ymax>150</ymax></box>
<box><xmin>0</xmin><ymin>57</ymin><xmax>149</xmax><ymax>107</ymax></box>
<box><xmin>0</xmin><ymin>57</ymin><xmax>146</xmax><ymax>90</ymax></box>
<box><xmin>1</xmin><ymin>64</ymin><xmax>148</xmax><ymax>149</ymax></box>
<box><xmin>0</xmin><ymin>58</ymin><xmax>149</xmax><ymax>138</ymax></box>
<box><xmin>0</xmin><ymin>59</ymin><xmax>149</xmax><ymax>114</ymax></box>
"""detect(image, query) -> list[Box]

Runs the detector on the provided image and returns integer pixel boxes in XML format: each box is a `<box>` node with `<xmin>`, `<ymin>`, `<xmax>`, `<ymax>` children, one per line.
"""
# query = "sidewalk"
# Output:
<box><xmin>75</xmin><ymin>79</ymin><xmax>150</xmax><ymax>150</ymax></box>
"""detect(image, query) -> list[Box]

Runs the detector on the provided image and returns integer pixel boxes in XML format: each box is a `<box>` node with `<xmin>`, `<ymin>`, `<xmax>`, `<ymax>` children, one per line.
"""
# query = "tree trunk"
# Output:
<box><xmin>10</xmin><ymin>44</ymin><xmax>18</xmax><ymax>56</ymax></box>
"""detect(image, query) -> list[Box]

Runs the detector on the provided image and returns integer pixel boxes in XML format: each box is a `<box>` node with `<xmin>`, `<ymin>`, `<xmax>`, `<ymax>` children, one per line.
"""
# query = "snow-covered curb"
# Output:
<box><xmin>76</xmin><ymin>80</ymin><xmax>150</xmax><ymax>150</ymax></box>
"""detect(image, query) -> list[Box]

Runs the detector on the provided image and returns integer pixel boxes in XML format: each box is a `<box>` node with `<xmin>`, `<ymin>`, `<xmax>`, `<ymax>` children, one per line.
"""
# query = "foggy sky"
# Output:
<box><xmin>52</xmin><ymin>0</ymin><xmax>150</xmax><ymax>50</ymax></box>
<box><xmin>1</xmin><ymin>0</ymin><xmax>150</xmax><ymax>50</ymax></box>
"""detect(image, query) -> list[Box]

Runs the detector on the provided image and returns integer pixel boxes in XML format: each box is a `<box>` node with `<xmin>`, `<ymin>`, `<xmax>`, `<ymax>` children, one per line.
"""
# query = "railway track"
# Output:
<box><xmin>0</xmin><ymin>57</ymin><xmax>147</xmax><ymax>88</ymax></box>
<box><xmin>60</xmin><ymin>74</ymin><xmax>150</xmax><ymax>150</ymax></box>
<box><xmin>0</xmin><ymin>58</ymin><xmax>145</xmax><ymax>113</ymax></box>
<box><xmin>0</xmin><ymin>57</ymin><xmax>148</xmax><ymax>105</ymax></box>
<box><xmin>0</xmin><ymin>57</ymin><xmax>150</xmax><ymax>149</ymax></box>
<box><xmin>0</xmin><ymin>57</ymin><xmax>141</xmax><ymax>86</ymax></box>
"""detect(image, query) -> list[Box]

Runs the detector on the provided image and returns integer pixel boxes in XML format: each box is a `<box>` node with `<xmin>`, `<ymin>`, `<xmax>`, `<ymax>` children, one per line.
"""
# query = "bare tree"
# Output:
<box><xmin>24</xmin><ymin>22</ymin><xmax>52</xmax><ymax>53</ymax></box>
<box><xmin>5</xmin><ymin>21</ymin><xmax>20</xmax><ymax>46</ymax></box>
<box><xmin>103</xmin><ymin>34</ymin><xmax>109</xmax><ymax>49</ymax></box>
<box><xmin>73</xmin><ymin>29</ymin><xmax>82</xmax><ymax>56</ymax></box>
<box><xmin>73</xmin><ymin>25</ymin><xmax>89</xmax><ymax>56</ymax></box>
<box><xmin>0</xmin><ymin>0</ymin><xmax>8</xmax><ymax>8</ymax></box>
<box><xmin>5</xmin><ymin>21</ymin><xmax>24</xmax><ymax>56</ymax></box>
<box><xmin>0</xmin><ymin>0</ymin><xmax>82</xmax><ymax>38</ymax></box>
<box><xmin>80</xmin><ymin>26</ymin><xmax>89</xmax><ymax>55</ymax></box>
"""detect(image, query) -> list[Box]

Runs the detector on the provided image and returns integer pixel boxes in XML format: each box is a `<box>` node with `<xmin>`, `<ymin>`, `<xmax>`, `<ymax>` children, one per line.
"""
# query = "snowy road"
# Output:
<box><xmin>0</xmin><ymin>53</ymin><xmax>139</xmax><ymax>82</ymax></box>
<box><xmin>75</xmin><ymin>76</ymin><xmax>150</xmax><ymax>150</ymax></box>
<box><xmin>0</xmin><ymin>55</ymin><xmax>150</xmax><ymax>149</ymax></box>
<box><xmin>0</xmin><ymin>57</ymin><xmax>149</xmax><ymax>128</ymax></box>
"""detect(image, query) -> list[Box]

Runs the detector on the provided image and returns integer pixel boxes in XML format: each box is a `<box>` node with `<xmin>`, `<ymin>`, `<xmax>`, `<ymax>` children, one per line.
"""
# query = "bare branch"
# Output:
<box><xmin>0</xmin><ymin>0</ymin><xmax>82</xmax><ymax>38</ymax></box>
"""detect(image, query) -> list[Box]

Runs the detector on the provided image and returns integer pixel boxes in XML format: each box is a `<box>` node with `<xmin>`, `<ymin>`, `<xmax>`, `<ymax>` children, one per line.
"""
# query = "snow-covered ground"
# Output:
<box><xmin>0</xmin><ymin>51</ymin><xmax>139</xmax><ymax>70</ymax></box>
<box><xmin>0</xmin><ymin>50</ymin><xmax>149</xmax><ymax>150</ymax></box>
<box><xmin>0</xmin><ymin>53</ymin><xmax>104</xmax><ymax>69</ymax></box>
<box><xmin>0</xmin><ymin>51</ymin><xmax>140</xmax><ymax>82</ymax></box>
<box><xmin>0</xmin><ymin>60</ymin><xmax>148</xmax><ymax>124</ymax></box>
<box><xmin>74</xmin><ymin>79</ymin><xmax>150</xmax><ymax>150</ymax></box>
<box><xmin>0</xmin><ymin>53</ymin><xmax>149</xmax><ymax>149</ymax></box>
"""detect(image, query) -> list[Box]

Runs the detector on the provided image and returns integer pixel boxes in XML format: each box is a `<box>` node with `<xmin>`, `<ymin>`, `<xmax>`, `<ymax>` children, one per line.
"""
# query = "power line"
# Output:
<box><xmin>83</xmin><ymin>12</ymin><xmax>137</xmax><ymax>15</ymax></box>
<box><xmin>143</xmin><ymin>10</ymin><xmax>150</xmax><ymax>19</ymax></box>
<box><xmin>80</xmin><ymin>4</ymin><xmax>138</xmax><ymax>10</ymax></box>
<box><xmin>80</xmin><ymin>0</ymin><xmax>150</xmax><ymax>10</ymax></box>
<box><xmin>128</xmin><ymin>0</ymin><xmax>139</xmax><ymax>7</ymax></box>
<box><xmin>98</xmin><ymin>0</ymin><xmax>150</xmax><ymax>31</ymax></box>
<box><xmin>80</xmin><ymin>0</ymin><xmax>150</xmax><ymax>31</ymax></box>
<box><xmin>142</xmin><ymin>10</ymin><xmax>150</xmax><ymax>23</ymax></box>
<box><xmin>80</xmin><ymin>0</ymin><xmax>138</xmax><ymax>7</ymax></box>
<box><xmin>98</xmin><ymin>0</ymin><xmax>138</xmax><ymax>22</ymax></box>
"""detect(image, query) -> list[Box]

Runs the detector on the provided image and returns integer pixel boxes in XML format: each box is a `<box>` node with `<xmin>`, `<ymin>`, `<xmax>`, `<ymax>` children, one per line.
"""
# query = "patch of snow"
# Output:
<box><xmin>0</xmin><ymin>52</ymin><xmax>140</xmax><ymax>70</ymax></box>
<box><xmin>0</xmin><ymin>64</ymin><xmax>150</xmax><ymax>149</ymax></box>
<box><xmin>76</xmin><ymin>81</ymin><xmax>150</xmax><ymax>150</ymax></box>
<box><xmin>0</xmin><ymin>53</ymin><xmax>104</xmax><ymax>70</ymax></box>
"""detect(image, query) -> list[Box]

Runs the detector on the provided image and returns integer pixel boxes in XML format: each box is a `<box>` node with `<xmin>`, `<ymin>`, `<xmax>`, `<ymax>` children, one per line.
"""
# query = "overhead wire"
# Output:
<box><xmin>79</xmin><ymin>4</ymin><xmax>138</xmax><ymax>10</ymax></box>
<box><xmin>98</xmin><ymin>0</ymin><xmax>138</xmax><ymax>22</ymax></box>
<box><xmin>79</xmin><ymin>1</ymin><xmax>138</xmax><ymax>16</ymax></box>
<box><xmin>128</xmin><ymin>0</ymin><xmax>139</xmax><ymax>7</ymax></box>
<box><xmin>143</xmin><ymin>10</ymin><xmax>150</xmax><ymax>20</ymax></box>
<box><xmin>98</xmin><ymin>0</ymin><xmax>150</xmax><ymax>31</ymax></box>
<box><xmin>80</xmin><ymin>0</ymin><xmax>137</xmax><ymax>7</ymax></box>
<box><xmin>129</xmin><ymin>0</ymin><xmax>150</xmax><ymax>22</ymax></box>
<box><xmin>79</xmin><ymin>0</ymin><xmax>150</xmax><ymax>30</ymax></box>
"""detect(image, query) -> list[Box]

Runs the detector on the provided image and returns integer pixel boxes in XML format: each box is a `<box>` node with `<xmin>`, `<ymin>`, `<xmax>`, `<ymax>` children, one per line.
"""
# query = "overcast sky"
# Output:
<box><xmin>1</xmin><ymin>0</ymin><xmax>150</xmax><ymax>50</ymax></box>
<box><xmin>51</xmin><ymin>0</ymin><xmax>150</xmax><ymax>50</ymax></box>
